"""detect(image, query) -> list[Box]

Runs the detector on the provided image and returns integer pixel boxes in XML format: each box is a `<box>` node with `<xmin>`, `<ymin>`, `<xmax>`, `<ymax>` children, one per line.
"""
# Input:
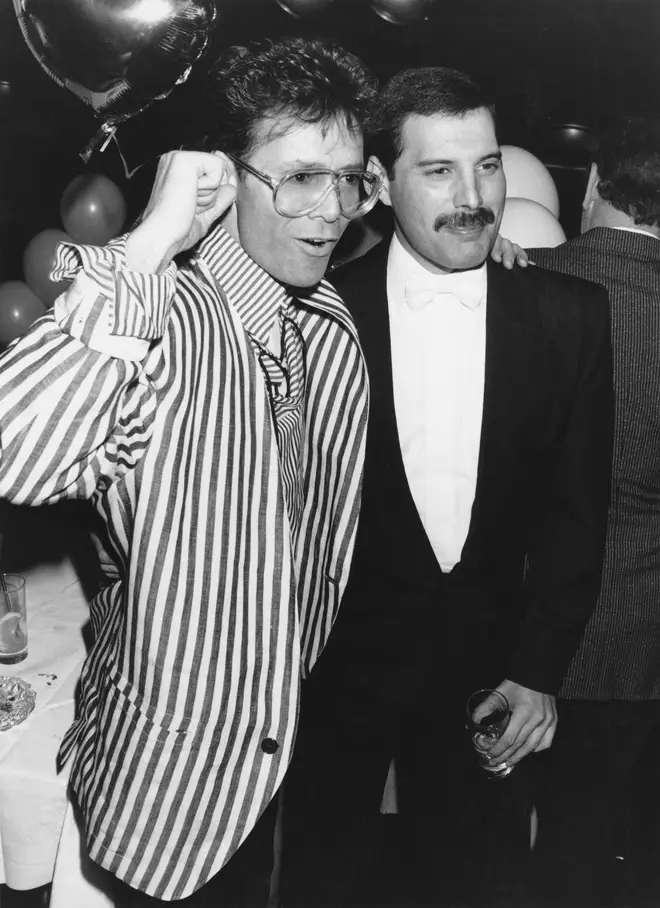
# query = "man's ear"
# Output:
<box><xmin>582</xmin><ymin>162</ymin><xmax>599</xmax><ymax>211</ymax></box>
<box><xmin>368</xmin><ymin>155</ymin><xmax>392</xmax><ymax>208</ymax></box>
<box><xmin>213</xmin><ymin>150</ymin><xmax>239</xmax><ymax>189</ymax></box>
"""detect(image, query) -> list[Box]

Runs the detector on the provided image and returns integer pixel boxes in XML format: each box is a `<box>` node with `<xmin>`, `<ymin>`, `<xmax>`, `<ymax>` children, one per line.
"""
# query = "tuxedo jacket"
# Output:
<box><xmin>329</xmin><ymin>238</ymin><xmax>614</xmax><ymax>704</ymax></box>
<box><xmin>531</xmin><ymin>228</ymin><xmax>660</xmax><ymax>699</ymax></box>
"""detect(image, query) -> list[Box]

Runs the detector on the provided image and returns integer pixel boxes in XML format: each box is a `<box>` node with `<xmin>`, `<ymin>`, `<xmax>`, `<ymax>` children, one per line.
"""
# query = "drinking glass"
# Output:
<box><xmin>0</xmin><ymin>574</ymin><xmax>27</xmax><ymax>664</ymax></box>
<box><xmin>466</xmin><ymin>688</ymin><xmax>514</xmax><ymax>778</ymax></box>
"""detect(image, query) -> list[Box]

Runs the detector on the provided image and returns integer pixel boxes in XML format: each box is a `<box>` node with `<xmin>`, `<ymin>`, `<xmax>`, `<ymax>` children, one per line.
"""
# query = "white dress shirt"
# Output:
<box><xmin>387</xmin><ymin>234</ymin><xmax>487</xmax><ymax>571</ymax></box>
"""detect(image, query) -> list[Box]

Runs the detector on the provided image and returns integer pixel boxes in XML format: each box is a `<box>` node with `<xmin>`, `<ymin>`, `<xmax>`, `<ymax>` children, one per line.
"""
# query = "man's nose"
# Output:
<box><xmin>310</xmin><ymin>184</ymin><xmax>342</xmax><ymax>222</ymax></box>
<box><xmin>454</xmin><ymin>175</ymin><xmax>483</xmax><ymax>210</ymax></box>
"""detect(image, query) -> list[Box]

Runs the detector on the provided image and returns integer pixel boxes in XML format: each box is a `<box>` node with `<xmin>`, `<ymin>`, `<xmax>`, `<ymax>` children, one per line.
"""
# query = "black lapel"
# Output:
<box><xmin>460</xmin><ymin>261</ymin><xmax>531</xmax><ymax>563</ymax></box>
<box><xmin>332</xmin><ymin>241</ymin><xmax>442</xmax><ymax>580</ymax></box>
<box><xmin>334</xmin><ymin>241</ymin><xmax>392</xmax><ymax>414</ymax></box>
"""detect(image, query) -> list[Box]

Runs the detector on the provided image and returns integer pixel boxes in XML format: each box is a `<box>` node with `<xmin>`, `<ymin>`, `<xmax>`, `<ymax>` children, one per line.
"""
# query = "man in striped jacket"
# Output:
<box><xmin>0</xmin><ymin>38</ymin><xmax>381</xmax><ymax>906</ymax></box>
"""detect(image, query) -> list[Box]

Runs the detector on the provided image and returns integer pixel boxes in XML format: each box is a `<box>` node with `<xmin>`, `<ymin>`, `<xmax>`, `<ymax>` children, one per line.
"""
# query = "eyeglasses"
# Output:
<box><xmin>227</xmin><ymin>153</ymin><xmax>382</xmax><ymax>220</ymax></box>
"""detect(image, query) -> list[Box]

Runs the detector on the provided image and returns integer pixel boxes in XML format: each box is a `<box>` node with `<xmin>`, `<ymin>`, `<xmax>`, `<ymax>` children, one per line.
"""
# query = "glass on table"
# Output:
<box><xmin>466</xmin><ymin>688</ymin><xmax>514</xmax><ymax>778</ymax></box>
<box><xmin>0</xmin><ymin>574</ymin><xmax>27</xmax><ymax>664</ymax></box>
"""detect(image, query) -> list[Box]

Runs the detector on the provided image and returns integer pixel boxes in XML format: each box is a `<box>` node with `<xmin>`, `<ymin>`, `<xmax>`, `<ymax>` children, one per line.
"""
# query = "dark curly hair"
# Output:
<box><xmin>367</xmin><ymin>66</ymin><xmax>496</xmax><ymax>179</ymax></box>
<box><xmin>595</xmin><ymin>118</ymin><xmax>660</xmax><ymax>227</ymax></box>
<box><xmin>194</xmin><ymin>37</ymin><xmax>378</xmax><ymax>162</ymax></box>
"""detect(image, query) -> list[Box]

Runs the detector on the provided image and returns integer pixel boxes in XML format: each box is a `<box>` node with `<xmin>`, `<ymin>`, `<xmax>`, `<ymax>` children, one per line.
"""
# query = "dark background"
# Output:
<box><xmin>1</xmin><ymin>0</ymin><xmax>659</xmax><ymax>282</ymax></box>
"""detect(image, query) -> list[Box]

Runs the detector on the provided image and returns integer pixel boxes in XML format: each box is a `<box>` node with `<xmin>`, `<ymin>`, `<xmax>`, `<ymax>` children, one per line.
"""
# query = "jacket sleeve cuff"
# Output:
<box><xmin>51</xmin><ymin>235</ymin><xmax>177</xmax><ymax>360</ymax></box>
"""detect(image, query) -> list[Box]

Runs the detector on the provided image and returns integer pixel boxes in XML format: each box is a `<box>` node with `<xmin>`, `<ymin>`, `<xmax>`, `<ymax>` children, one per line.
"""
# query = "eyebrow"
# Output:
<box><xmin>415</xmin><ymin>150</ymin><xmax>503</xmax><ymax>168</ymax></box>
<box><xmin>283</xmin><ymin>158</ymin><xmax>365</xmax><ymax>170</ymax></box>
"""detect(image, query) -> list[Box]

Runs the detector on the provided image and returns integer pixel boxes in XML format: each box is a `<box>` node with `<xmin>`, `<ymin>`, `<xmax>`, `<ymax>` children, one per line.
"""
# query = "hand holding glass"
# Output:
<box><xmin>466</xmin><ymin>688</ymin><xmax>514</xmax><ymax>778</ymax></box>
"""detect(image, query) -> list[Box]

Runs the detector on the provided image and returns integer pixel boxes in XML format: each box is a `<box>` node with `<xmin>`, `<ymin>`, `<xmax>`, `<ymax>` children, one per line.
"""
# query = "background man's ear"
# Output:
<box><xmin>582</xmin><ymin>161</ymin><xmax>599</xmax><ymax>211</ymax></box>
<box><xmin>368</xmin><ymin>155</ymin><xmax>392</xmax><ymax>208</ymax></box>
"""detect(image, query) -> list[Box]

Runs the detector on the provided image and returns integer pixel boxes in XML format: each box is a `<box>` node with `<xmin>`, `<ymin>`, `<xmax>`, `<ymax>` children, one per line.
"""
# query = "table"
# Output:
<box><xmin>0</xmin><ymin>555</ymin><xmax>89</xmax><ymax>893</ymax></box>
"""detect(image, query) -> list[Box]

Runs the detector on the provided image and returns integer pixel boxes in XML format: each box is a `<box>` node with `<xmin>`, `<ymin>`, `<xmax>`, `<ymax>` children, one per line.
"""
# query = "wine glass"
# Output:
<box><xmin>466</xmin><ymin>688</ymin><xmax>514</xmax><ymax>778</ymax></box>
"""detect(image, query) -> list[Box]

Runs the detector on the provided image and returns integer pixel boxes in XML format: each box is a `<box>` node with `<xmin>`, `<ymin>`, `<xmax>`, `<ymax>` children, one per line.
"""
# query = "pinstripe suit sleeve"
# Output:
<box><xmin>0</xmin><ymin>239</ymin><xmax>176</xmax><ymax>506</ymax></box>
<box><xmin>510</xmin><ymin>279</ymin><xmax>615</xmax><ymax>693</ymax></box>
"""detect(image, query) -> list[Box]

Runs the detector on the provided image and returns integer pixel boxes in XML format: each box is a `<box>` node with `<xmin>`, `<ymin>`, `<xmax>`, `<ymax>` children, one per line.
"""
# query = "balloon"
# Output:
<box><xmin>12</xmin><ymin>0</ymin><xmax>216</xmax><ymax>135</ymax></box>
<box><xmin>276</xmin><ymin>0</ymin><xmax>336</xmax><ymax>15</ymax></box>
<box><xmin>501</xmin><ymin>145</ymin><xmax>560</xmax><ymax>218</ymax></box>
<box><xmin>22</xmin><ymin>229</ymin><xmax>74</xmax><ymax>306</ymax></box>
<box><xmin>0</xmin><ymin>282</ymin><xmax>47</xmax><ymax>346</ymax></box>
<box><xmin>371</xmin><ymin>0</ymin><xmax>432</xmax><ymax>24</ymax></box>
<box><xmin>61</xmin><ymin>173</ymin><xmax>127</xmax><ymax>246</ymax></box>
<box><xmin>499</xmin><ymin>198</ymin><xmax>566</xmax><ymax>249</ymax></box>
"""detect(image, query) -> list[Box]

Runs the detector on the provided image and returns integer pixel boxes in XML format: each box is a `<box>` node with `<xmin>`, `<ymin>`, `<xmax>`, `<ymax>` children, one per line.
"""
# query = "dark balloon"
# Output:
<box><xmin>22</xmin><ymin>229</ymin><xmax>73</xmax><ymax>307</ymax></box>
<box><xmin>371</xmin><ymin>0</ymin><xmax>432</xmax><ymax>24</ymax></box>
<box><xmin>276</xmin><ymin>0</ymin><xmax>336</xmax><ymax>16</ymax></box>
<box><xmin>12</xmin><ymin>0</ymin><xmax>216</xmax><ymax>129</ymax></box>
<box><xmin>0</xmin><ymin>281</ymin><xmax>47</xmax><ymax>346</ymax></box>
<box><xmin>61</xmin><ymin>173</ymin><xmax>127</xmax><ymax>246</ymax></box>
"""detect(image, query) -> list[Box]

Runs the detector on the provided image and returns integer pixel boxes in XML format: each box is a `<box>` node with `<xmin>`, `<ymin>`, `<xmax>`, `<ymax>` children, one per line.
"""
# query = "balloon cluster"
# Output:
<box><xmin>500</xmin><ymin>145</ymin><xmax>566</xmax><ymax>248</ymax></box>
<box><xmin>0</xmin><ymin>175</ymin><xmax>126</xmax><ymax>346</ymax></box>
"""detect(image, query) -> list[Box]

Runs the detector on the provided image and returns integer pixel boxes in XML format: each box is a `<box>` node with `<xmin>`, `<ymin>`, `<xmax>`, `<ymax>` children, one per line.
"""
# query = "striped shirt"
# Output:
<box><xmin>196</xmin><ymin>229</ymin><xmax>307</xmax><ymax>537</ymax></box>
<box><xmin>0</xmin><ymin>224</ymin><xmax>369</xmax><ymax>899</ymax></box>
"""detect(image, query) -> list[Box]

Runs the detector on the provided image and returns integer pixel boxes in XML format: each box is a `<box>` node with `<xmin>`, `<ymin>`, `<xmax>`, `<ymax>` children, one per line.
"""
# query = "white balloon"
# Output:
<box><xmin>500</xmin><ymin>197</ymin><xmax>566</xmax><ymax>249</ymax></box>
<box><xmin>501</xmin><ymin>145</ymin><xmax>560</xmax><ymax>218</ymax></box>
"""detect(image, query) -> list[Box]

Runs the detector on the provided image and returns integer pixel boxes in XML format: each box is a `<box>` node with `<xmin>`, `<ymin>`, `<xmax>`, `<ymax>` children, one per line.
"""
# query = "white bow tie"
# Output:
<box><xmin>405</xmin><ymin>269</ymin><xmax>485</xmax><ymax>312</ymax></box>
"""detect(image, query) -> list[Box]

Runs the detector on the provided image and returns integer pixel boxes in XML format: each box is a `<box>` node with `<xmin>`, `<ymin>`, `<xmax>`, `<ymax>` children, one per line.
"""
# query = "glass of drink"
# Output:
<box><xmin>0</xmin><ymin>574</ymin><xmax>27</xmax><ymax>664</ymax></box>
<box><xmin>466</xmin><ymin>688</ymin><xmax>514</xmax><ymax>778</ymax></box>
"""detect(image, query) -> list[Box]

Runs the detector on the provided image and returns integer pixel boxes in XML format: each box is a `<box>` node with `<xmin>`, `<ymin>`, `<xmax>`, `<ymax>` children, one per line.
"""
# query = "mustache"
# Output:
<box><xmin>434</xmin><ymin>208</ymin><xmax>496</xmax><ymax>231</ymax></box>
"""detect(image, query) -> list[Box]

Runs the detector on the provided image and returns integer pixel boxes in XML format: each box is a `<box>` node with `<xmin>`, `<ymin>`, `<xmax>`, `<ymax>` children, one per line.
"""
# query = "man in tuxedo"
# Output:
<box><xmin>282</xmin><ymin>66</ymin><xmax>614</xmax><ymax>908</ymax></box>
<box><xmin>528</xmin><ymin>118</ymin><xmax>660</xmax><ymax>908</ymax></box>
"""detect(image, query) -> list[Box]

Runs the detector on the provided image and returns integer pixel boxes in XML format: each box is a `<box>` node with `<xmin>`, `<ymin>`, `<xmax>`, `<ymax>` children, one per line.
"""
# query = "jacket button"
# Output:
<box><xmin>261</xmin><ymin>738</ymin><xmax>279</xmax><ymax>754</ymax></box>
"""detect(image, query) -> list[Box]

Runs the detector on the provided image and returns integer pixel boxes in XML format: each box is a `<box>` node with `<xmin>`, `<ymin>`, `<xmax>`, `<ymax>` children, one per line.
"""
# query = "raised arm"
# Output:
<box><xmin>0</xmin><ymin>152</ymin><xmax>236</xmax><ymax>506</ymax></box>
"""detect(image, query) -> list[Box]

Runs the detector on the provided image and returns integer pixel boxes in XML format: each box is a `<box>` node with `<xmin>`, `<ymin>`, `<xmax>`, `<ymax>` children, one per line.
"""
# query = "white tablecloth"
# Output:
<box><xmin>0</xmin><ymin>556</ymin><xmax>89</xmax><ymax>891</ymax></box>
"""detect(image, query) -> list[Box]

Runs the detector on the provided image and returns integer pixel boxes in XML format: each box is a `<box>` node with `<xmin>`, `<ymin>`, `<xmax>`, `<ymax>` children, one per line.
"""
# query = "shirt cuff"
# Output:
<box><xmin>52</xmin><ymin>235</ymin><xmax>177</xmax><ymax>360</ymax></box>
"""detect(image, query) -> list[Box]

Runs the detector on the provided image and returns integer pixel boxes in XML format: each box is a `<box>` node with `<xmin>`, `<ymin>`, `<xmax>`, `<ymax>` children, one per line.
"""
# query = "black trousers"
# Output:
<box><xmin>532</xmin><ymin>699</ymin><xmax>660</xmax><ymax>908</ymax></box>
<box><xmin>281</xmin><ymin>606</ymin><xmax>535</xmax><ymax>908</ymax></box>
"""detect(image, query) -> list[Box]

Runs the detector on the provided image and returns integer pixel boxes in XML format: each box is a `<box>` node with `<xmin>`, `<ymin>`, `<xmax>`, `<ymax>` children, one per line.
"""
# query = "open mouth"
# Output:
<box><xmin>299</xmin><ymin>238</ymin><xmax>336</xmax><ymax>249</ymax></box>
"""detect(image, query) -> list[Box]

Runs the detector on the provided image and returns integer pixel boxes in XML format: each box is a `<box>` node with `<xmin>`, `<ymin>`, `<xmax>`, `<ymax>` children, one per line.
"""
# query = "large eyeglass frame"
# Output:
<box><xmin>226</xmin><ymin>152</ymin><xmax>382</xmax><ymax>220</ymax></box>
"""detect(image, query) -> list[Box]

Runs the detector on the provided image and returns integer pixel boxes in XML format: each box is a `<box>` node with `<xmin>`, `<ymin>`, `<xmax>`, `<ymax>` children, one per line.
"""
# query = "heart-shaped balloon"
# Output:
<box><xmin>12</xmin><ymin>0</ymin><xmax>216</xmax><ymax>130</ymax></box>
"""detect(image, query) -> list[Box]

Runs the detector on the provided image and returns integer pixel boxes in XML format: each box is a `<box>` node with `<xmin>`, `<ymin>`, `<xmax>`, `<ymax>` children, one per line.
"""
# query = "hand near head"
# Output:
<box><xmin>490</xmin><ymin>234</ymin><xmax>529</xmax><ymax>269</ymax></box>
<box><xmin>126</xmin><ymin>151</ymin><xmax>237</xmax><ymax>273</ymax></box>
<box><xmin>485</xmin><ymin>680</ymin><xmax>557</xmax><ymax>766</ymax></box>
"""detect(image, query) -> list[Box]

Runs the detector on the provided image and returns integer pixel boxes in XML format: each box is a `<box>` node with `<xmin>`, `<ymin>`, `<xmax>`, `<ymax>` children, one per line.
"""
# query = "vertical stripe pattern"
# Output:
<box><xmin>0</xmin><ymin>225</ymin><xmax>369</xmax><ymax>899</ymax></box>
<box><xmin>531</xmin><ymin>228</ymin><xmax>660</xmax><ymax>699</ymax></box>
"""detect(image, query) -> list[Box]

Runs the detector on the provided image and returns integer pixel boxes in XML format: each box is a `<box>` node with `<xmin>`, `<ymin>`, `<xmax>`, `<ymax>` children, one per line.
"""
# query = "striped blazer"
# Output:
<box><xmin>531</xmin><ymin>227</ymin><xmax>660</xmax><ymax>699</ymax></box>
<box><xmin>0</xmin><ymin>227</ymin><xmax>369</xmax><ymax>899</ymax></box>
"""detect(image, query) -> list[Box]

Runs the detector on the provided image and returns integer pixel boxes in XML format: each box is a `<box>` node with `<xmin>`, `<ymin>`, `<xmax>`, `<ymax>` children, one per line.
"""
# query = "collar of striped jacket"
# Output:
<box><xmin>197</xmin><ymin>225</ymin><xmax>290</xmax><ymax>347</ymax></box>
<box><xmin>195</xmin><ymin>225</ymin><xmax>359</xmax><ymax>344</ymax></box>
